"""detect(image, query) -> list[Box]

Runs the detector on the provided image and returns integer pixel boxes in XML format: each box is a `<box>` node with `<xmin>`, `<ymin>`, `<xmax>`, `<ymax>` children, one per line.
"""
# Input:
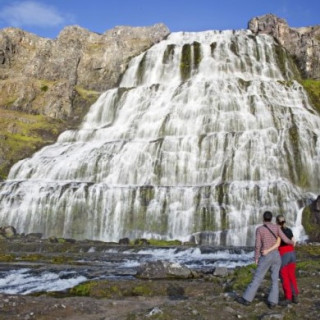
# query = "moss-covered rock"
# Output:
<box><xmin>228</xmin><ymin>263</ymin><xmax>257</xmax><ymax>291</ymax></box>
<box><xmin>69</xmin><ymin>280</ymin><xmax>168</xmax><ymax>298</ymax></box>
<box><xmin>180</xmin><ymin>44</ymin><xmax>192</xmax><ymax>81</ymax></box>
<box><xmin>0</xmin><ymin>108</ymin><xmax>67</xmax><ymax>179</ymax></box>
<box><xmin>300</xmin><ymin>79</ymin><xmax>320</xmax><ymax>114</ymax></box>
<box><xmin>302</xmin><ymin>196</ymin><xmax>320</xmax><ymax>242</ymax></box>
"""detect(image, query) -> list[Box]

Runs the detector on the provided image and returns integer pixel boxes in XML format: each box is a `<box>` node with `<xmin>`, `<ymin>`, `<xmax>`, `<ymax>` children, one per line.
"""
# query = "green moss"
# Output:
<box><xmin>20</xmin><ymin>254</ymin><xmax>44</xmax><ymax>261</ymax></box>
<box><xmin>132</xmin><ymin>285</ymin><xmax>153</xmax><ymax>296</ymax></box>
<box><xmin>254</xmin><ymin>42</ymin><xmax>260</xmax><ymax>62</ymax></box>
<box><xmin>37</xmin><ymin>79</ymin><xmax>55</xmax><ymax>95</ymax></box>
<box><xmin>274</xmin><ymin>44</ymin><xmax>287</xmax><ymax>78</ymax></box>
<box><xmin>300</xmin><ymin>79</ymin><xmax>320</xmax><ymax>114</ymax></box>
<box><xmin>136</xmin><ymin>52</ymin><xmax>147</xmax><ymax>85</ymax></box>
<box><xmin>69</xmin><ymin>280</ymin><xmax>163</xmax><ymax>298</ymax></box>
<box><xmin>69</xmin><ymin>281</ymin><xmax>96</xmax><ymax>296</ymax></box>
<box><xmin>180</xmin><ymin>44</ymin><xmax>192</xmax><ymax>81</ymax></box>
<box><xmin>277</xmin><ymin>80</ymin><xmax>294</xmax><ymax>87</ymax></box>
<box><xmin>0</xmin><ymin>108</ymin><xmax>66</xmax><ymax>179</ymax></box>
<box><xmin>296</xmin><ymin>244</ymin><xmax>320</xmax><ymax>257</ymax></box>
<box><xmin>74</xmin><ymin>86</ymin><xmax>100</xmax><ymax>104</ymax></box>
<box><xmin>147</xmin><ymin>239</ymin><xmax>182</xmax><ymax>246</ymax></box>
<box><xmin>51</xmin><ymin>255</ymin><xmax>74</xmax><ymax>264</ymax></box>
<box><xmin>86</xmin><ymin>42</ymin><xmax>104</xmax><ymax>52</ymax></box>
<box><xmin>229</xmin><ymin>264</ymin><xmax>257</xmax><ymax>290</ymax></box>
<box><xmin>162</xmin><ymin>44</ymin><xmax>175</xmax><ymax>64</ymax></box>
<box><xmin>238</xmin><ymin>78</ymin><xmax>251</xmax><ymax>90</ymax></box>
<box><xmin>301</xmin><ymin>206</ymin><xmax>320</xmax><ymax>241</ymax></box>
<box><xmin>192</xmin><ymin>41</ymin><xmax>202</xmax><ymax>69</ymax></box>
<box><xmin>220</xmin><ymin>207</ymin><xmax>229</xmax><ymax>230</ymax></box>
<box><xmin>0</xmin><ymin>254</ymin><xmax>16</xmax><ymax>262</ymax></box>
<box><xmin>216</xmin><ymin>183</ymin><xmax>225</xmax><ymax>206</ymax></box>
<box><xmin>274</xmin><ymin>43</ymin><xmax>301</xmax><ymax>80</ymax></box>
<box><xmin>286</xmin><ymin>123</ymin><xmax>309</xmax><ymax>188</ymax></box>
<box><xmin>210</xmin><ymin>42</ymin><xmax>217</xmax><ymax>57</ymax></box>
<box><xmin>2</xmin><ymin>96</ymin><xmax>17</xmax><ymax>106</ymax></box>
<box><xmin>296</xmin><ymin>259</ymin><xmax>320</xmax><ymax>271</ymax></box>
<box><xmin>230</xmin><ymin>40</ymin><xmax>239</xmax><ymax>57</ymax></box>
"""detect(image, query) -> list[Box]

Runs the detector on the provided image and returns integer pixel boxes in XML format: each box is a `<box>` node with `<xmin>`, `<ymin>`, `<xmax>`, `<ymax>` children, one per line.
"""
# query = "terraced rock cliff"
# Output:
<box><xmin>0</xmin><ymin>23</ymin><xmax>169</xmax><ymax>179</ymax></box>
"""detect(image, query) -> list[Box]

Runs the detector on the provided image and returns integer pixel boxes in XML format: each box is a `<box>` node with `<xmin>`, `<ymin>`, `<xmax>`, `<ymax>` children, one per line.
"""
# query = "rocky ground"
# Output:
<box><xmin>0</xmin><ymin>236</ymin><xmax>319</xmax><ymax>320</ymax></box>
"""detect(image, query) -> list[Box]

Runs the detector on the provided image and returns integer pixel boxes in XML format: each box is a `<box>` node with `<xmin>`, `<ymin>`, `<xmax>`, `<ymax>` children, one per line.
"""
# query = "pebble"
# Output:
<box><xmin>224</xmin><ymin>306</ymin><xmax>235</xmax><ymax>313</ymax></box>
<box><xmin>260</xmin><ymin>314</ymin><xmax>284</xmax><ymax>320</ymax></box>
<box><xmin>146</xmin><ymin>307</ymin><xmax>163</xmax><ymax>317</ymax></box>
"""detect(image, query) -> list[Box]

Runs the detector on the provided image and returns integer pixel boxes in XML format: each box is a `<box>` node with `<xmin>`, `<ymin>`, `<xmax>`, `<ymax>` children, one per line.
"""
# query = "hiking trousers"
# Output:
<box><xmin>243</xmin><ymin>250</ymin><xmax>281</xmax><ymax>304</ymax></box>
<box><xmin>279</xmin><ymin>247</ymin><xmax>299</xmax><ymax>300</ymax></box>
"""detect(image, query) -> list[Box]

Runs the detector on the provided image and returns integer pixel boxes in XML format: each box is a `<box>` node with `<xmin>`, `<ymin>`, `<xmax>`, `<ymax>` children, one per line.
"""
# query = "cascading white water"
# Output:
<box><xmin>0</xmin><ymin>30</ymin><xmax>319</xmax><ymax>245</ymax></box>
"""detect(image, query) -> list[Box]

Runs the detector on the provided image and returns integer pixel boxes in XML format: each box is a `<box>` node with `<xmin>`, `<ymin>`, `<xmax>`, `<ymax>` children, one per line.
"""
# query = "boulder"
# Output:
<box><xmin>119</xmin><ymin>237</ymin><xmax>130</xmax><ymax>245</ymax></box>
<box><xmin>0</xmin><ymin>225</ymin><xmax>17</xmax><ymax>238</ymax></box>
<box><xmin>134</xmin><ymin>238</ymin><xmax>150</xmax><ymax>246</ymax></box>
<box><xmin>302</xmin><ymin>196</ymin><xmax>320</xmax><ymax>242</ymax></box>
<box><xmin>213</xmin><ymin>267</ymin><xmax>229</xmax><ymax>277</ymax></box>
<box><xmin>26</xmin><ymin>233</ymin><xmax>43</xmax><ymax>240</ymax></box>
<box><xmin>136</xmin><ymin>260</ymin><xmax>193</xmax><ymax>279</ymax></box>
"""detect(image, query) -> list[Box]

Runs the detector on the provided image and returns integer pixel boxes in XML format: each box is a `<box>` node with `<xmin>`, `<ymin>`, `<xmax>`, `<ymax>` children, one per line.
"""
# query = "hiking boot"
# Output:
<box><xmin>267</xmin><ymin>302</ymin><xmax>277</xmax><ymax>309</ymax></box>
<box><xmin>236</xmin><ymin>297</ymin><xmax>251</xmax><ymax>306</ymax></box>
<box><xmin>292</xmin><ymin>295</ymin><xmax>299</xmax><ymax>304</ymax></box>
<box><xmin>278</xmin><ymin>299</ymin><xmax>291</xmax><ymax>306</ymax></box>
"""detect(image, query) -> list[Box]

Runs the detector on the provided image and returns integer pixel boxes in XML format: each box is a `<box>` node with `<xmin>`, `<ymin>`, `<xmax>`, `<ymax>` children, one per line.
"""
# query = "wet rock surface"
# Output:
<box><xmin>136</xmin><ymin>260</ymin><xmax>193</xmax><ymax>279</ymax></box>
<box><xmin>0</xmin><ymin>236</ymin><xmax>319</xmax><ymax>319</ymax></box>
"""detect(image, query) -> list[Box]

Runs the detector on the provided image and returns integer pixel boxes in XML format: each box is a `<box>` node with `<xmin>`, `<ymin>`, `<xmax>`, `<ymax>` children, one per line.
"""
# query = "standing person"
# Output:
<box><xmin>236</xmin><ymin>211</ymin><xmax>295</xmax><ymax>309</ymax></box>
<box><xmin>265</xmin><ymin>215</ymin><xmax>299</xmax><ymax>305</ymax></box>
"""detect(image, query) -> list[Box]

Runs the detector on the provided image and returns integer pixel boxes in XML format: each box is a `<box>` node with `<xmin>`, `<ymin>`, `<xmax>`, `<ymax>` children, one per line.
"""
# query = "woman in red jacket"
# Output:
<box><xmin>276</xmin><ymin>215</ymin><xmax>299</xmax><ymax>304</ymax></box>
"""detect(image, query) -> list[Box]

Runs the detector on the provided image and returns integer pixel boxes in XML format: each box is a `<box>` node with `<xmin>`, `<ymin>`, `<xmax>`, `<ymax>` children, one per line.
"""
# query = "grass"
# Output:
<box><xmin>228</xmin><ymin>263</ymin><xmax>257</xmax><ymax>290</ymax></box>
<box><xmin>74</xmin><ymin>86</ymin><xmax>100</xmax><ymax>104</ymax></box>
<box><xmin>300</xmin><ymin>79</ymin><xmax>320</xmax><ymax>114</ymax></box>
<box><xmin>0</xmin><ymin>108</ymin><xmax>65</xmax><ymax>179</ymax></box>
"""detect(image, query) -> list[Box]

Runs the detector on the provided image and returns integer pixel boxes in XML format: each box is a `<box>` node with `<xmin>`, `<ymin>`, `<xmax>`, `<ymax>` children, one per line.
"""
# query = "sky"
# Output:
<box><xmin>0</xmin><ymin>0</ymin><xmax>319</xmax><ymax>39</ymax></box>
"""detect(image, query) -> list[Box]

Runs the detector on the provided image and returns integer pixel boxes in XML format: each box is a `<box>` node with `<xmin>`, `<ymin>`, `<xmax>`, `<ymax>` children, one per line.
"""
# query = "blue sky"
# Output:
<box><xmin>0</xmin><ymin>0</ymin><xmax>319</xmax><ymax>38</ymax></box>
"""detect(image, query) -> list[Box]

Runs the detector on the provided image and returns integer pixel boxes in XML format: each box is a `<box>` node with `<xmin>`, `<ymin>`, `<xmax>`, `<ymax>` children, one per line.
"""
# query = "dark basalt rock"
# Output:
<box><xmin>302</xmin><ymin>195</ymin><xmax>320</xmax><ymax>242</ymax></box>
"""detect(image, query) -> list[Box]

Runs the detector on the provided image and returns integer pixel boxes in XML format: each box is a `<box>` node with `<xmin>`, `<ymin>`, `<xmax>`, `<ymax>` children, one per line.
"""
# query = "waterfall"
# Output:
<box><xmin>0</xmin><ymin>30</ymin><xmax>319</xmax><ymax>245</ymax></box>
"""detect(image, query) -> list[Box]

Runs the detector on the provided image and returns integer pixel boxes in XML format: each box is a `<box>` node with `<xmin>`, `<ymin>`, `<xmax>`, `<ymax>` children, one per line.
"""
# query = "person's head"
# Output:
<box><xmin>263</xmin><ymin>211</ymin><xmax>273</xmax><ymax>222</ymax></box>
<box><xmin>276</xmin><ymin>215</ymin><xmax>286</xmax><ymax>226</ymax></box>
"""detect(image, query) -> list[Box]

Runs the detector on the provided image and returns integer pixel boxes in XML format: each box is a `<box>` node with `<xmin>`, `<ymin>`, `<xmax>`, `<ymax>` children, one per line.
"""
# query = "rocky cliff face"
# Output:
<box><xmin>248</xmin><ymin>14</ymin><xmax>320</xmax><ymax>80</ymax></box>
<box><xmin>302</xmin><ymin>196</ymin><xmax>320</xmax><ymax>242</ymax></box>
<box><xmin>0</xmin><ymin>24</ymin><xmax>169</xmax><ymax>179</ymax></box>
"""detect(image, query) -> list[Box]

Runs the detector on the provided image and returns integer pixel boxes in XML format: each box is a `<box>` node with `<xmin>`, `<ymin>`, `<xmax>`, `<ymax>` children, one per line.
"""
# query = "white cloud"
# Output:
<box><xmin>0</xmin><ymin>1</ymin><xmax>68</xmax><ymax>28</ymax></box>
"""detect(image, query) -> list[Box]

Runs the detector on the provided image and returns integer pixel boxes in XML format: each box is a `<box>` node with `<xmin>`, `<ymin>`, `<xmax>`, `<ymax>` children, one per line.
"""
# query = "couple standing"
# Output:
<box><xmin>237</xmin><ymin>211</ymin><xmax>299</xmax><ymax>308</ymax></box>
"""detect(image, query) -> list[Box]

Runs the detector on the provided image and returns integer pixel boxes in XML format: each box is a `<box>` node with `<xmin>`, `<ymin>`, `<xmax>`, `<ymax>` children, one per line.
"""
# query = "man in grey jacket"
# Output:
<box><xmin>236</xmin><ymin>211</ymin><xmax>295</xmax><ymax>308</ymax></box>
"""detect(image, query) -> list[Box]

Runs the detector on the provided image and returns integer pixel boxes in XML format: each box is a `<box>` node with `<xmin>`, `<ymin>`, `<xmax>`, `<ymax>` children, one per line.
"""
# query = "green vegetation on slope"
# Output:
<box><xmin>300</xmin><ymin>79</ymin><xmax>320</xmax><ymax>114</ymax></box>
<box><xmin>0</xmin><ymin>108</ymin><xmax>65</xmax><ymax>180</ymax></box>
